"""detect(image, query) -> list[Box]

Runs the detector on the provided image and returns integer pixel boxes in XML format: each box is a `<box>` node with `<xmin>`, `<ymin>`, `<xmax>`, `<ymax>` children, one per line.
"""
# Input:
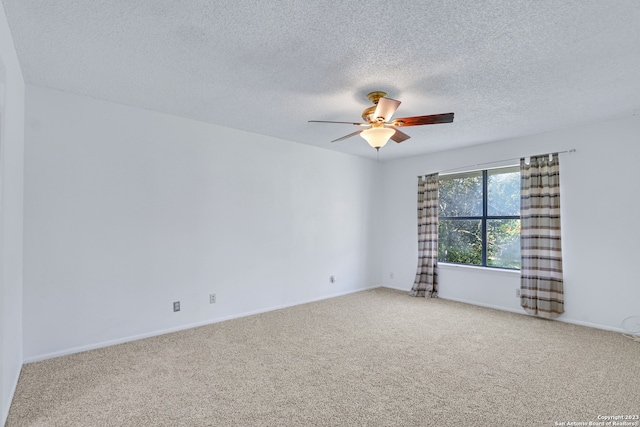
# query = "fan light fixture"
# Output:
<box><xmin>360</xmin><ymin>127</ymin><xmax>396</xmax><ymax>150</ymax></box>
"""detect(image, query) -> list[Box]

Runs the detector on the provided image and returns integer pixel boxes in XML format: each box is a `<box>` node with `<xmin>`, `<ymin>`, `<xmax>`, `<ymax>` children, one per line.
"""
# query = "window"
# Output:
<box><xmin>438</xmin><ymin>166</ymin><xmax>521</xmax><ymax>269</ymax></box>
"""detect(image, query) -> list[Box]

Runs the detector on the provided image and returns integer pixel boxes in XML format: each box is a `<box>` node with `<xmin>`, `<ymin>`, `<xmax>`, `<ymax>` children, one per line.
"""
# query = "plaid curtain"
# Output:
<box><xmin>410</xmin><ymin>173</ymin><xmax>439</xmax><ymax>298</ymax></box>
<box><xmin>520</xmin><ymin>153</ymin><xmax>564</xmax><ymax>318</ymax></box>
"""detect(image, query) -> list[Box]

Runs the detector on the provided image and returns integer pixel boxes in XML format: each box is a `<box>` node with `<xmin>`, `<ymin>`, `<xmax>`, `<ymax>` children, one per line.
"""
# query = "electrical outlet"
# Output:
<box><xmin>329</xmin><ymin>275</ymin><xmax>336</xmax><ymax>283</ymax></box>
<box><xmin>515</xmin><ymin>289</ymin><xmax>521</xmax><ymax>297</ymax></box>
<box><xmin>389</xmin><ymin>272</ymin><xmax>394</xmax><ymax>279</ymax></box>
<box><xmin>173</xmin><ymin>301</ymin><xmax>180</xmax><ymax>312</ymax></box>
<box><xmin>209</xmin><ymin>294</ymin><xmax>216</xmax><ymax>304</ymax></box>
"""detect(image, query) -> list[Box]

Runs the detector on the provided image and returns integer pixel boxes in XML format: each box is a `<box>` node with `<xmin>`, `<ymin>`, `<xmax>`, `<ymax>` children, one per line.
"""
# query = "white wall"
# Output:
<box><xmin>0</xmin><ymin>4</ymin><xmax>25</xmax><ymax>424</ymax></box>
<box><xmin>23</xmin><ymin>85</ymin><xmax>381</xmax><ymax>362</ymax></box>
<box><xmin>380</xmin><ymin>114</ymin><xmax>640</xmax><ymax>332</ymax></box>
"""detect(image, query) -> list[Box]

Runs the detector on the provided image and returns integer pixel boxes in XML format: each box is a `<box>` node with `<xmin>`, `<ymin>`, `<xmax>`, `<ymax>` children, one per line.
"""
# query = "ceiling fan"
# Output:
<box><xmin>309</xmin><ymin>91</ymin><xmax>454</xmax><ymax>150</ymax></box>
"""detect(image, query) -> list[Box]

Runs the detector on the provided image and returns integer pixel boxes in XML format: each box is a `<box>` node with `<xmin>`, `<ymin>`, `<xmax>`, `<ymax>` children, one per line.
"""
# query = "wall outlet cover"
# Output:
<box><xmin>173</xmin><ymin>301</ymin><xmax>180</xmax><ymax>312</ymax></box>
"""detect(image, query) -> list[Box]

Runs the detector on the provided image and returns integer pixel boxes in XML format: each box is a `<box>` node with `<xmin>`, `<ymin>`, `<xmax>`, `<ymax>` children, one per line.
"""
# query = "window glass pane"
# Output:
<box><xmin>438</xmin><ymin>219</ymin><xmax>482</xmax><ymax>265</ymax></box>
<box><xmin>438</xmin><ymin>172</ymin><xmax>483</xmax><ymax>217</ymax></box>
<box><xmin>487</xmin><ymin>167</ymin><xmax>520</xmax><ymax>216</ymax></box>
<box><xmin>487</xmin><ymin>219</ymin><xmax>521</xmax><ymax>269</ymax></box>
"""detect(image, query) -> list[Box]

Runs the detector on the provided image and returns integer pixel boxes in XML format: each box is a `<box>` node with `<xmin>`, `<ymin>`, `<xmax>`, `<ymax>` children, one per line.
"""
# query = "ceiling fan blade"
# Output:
<box><xmin>331</xmin><ymin>130</ymin><xmax>364</xmax><ymax>143</ymax></box>
<box><xmin>309</xmin><ymin>120</ymin><xmax>368</xmax><ymax>126</ymax></box>
<box><xmin>391</xmin><ymin>112</ymin><xmax>454</xmax><ymax>127</ymax></box>
<box><xmin>389</xmin><ymin>127</ymin><xmax>411</xmax><ymax>143</ymax></box>
<box><xmin>372</xmin><ymin>97</ymin><xmax>401</xmax><ymax>122</ymax></box>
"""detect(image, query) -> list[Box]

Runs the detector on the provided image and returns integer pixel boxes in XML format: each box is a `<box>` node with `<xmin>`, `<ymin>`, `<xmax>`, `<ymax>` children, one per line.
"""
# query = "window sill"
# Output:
<box><xmin>438</xmin><ymin>262</ymin><xmax>521</xmax><ymax>276</ymax></box>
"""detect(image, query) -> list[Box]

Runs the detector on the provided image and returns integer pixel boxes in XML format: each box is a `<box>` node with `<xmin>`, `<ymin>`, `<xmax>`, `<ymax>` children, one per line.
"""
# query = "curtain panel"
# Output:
<box><xmin>410</xmin><ymin>173</ymin><xmax>439</xmax><ymax>298</ymax></box>
<box><xmin>520</xmin><ymin>153</ymin><xmax>564</xmax><ymax>318</ymax></box>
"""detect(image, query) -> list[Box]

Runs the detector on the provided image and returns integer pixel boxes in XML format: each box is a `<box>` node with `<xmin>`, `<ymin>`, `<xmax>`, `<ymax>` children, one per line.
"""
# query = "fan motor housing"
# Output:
<box><xmin>361</xmin><ymin>91</ymin><xmax>388</xmax><ymax>122</ymax></box>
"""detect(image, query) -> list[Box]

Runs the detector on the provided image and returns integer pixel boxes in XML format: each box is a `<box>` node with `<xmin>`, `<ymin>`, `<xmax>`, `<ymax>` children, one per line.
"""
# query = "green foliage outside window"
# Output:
<box><xmin>438</xmin><ymin>167</ymin><xmax>520</xmax><ymax>269</ymax></box>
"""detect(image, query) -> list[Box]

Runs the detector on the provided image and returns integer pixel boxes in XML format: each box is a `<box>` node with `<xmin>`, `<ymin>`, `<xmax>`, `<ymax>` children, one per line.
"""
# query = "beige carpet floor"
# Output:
<box><xmin>7</xmin><ymin>288</ymin><xmax>640</xmax><ymax>426</ymax></box>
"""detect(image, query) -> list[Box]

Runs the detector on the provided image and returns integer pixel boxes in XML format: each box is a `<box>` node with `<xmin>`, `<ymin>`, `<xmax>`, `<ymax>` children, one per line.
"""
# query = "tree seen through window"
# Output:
<box><xmin>438</xmin><ymin>167</ymin><xmax>520</xmax><ymax>269</ymax></box>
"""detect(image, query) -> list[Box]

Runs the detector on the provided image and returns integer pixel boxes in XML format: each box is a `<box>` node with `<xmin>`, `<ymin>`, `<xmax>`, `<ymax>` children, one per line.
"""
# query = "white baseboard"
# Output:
<box><xmin>553</xmin><ymin>317</ymin><xmax>626</xmax><ymax>334</ymax></box>
<box><xmin>436</xmin><ymin>295</ymin><xmax>525</xmax><ymax>315</ymax></box>
<box><xmin>381</xmin><ymin>284</ymin><xmax>409</xmax><ymax>292</ymax></box>
<box><xmin>24</xmin><ymin>285</ymin><xmax>380</xmax><ymax>364</ymax></box>
<box><xmin>436</xmin><ymin>295</ymin><xmax>627</xmax><ymax>334</ymax></box>
<box><xmin>381</xmin><ymin>286</ymin><xmax>627</xmax><ymax>334</ymax></box>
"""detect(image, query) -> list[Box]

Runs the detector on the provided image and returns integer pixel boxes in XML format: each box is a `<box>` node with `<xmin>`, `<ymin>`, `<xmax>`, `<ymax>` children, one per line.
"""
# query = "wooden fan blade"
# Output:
<box><xmin>373</xmin><ymin>97</ymin><xmax>401</xmax><ymax>122</ymax></box>
<box><xmin>390</xmin><ymin>127</ymin><xmax>411</xmax><ymax>143</ymax></box>
<box><xmin>309</xmin><ymin>120</ymin><xmax>368</xmax><ymax>126</ymax></box>
<box><xmin>331</xmin><ymin>130</ymin><xmax>364</xmax><ymax>143</ymax></box>
<box><xmin>391</xmin><ymin>112</ymin><xmax>454</xmax><ymax>127</ymax></box>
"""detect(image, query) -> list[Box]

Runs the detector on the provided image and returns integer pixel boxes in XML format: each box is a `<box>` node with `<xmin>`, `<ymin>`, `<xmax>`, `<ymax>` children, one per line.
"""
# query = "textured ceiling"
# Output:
<box><xmin>3</xmin><ymin>0</ymin><xmax>640</xmax><ymax>160</ymax></box>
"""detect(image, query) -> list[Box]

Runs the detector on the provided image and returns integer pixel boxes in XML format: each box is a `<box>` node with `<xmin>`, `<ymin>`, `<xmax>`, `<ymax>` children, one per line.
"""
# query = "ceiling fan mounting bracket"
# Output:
<box><xmin>366</xmin><ymin>91</ymin><xmax>388</xmax><ymax>104</ymax></box>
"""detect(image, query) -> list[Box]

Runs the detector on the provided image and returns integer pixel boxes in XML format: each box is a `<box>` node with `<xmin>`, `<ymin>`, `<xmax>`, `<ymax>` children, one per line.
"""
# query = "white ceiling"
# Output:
<box><xmin>3</xmin><ymin>0</ymin><xmax>640</xmax><ymax>161</ymax></box>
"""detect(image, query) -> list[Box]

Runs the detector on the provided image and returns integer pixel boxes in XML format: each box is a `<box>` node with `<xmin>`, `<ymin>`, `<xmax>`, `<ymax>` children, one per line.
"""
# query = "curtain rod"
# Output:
<box><xmin>418</xmin><ymin>149</ymin><xmax>576</xmax><ymax>178</ymax></box>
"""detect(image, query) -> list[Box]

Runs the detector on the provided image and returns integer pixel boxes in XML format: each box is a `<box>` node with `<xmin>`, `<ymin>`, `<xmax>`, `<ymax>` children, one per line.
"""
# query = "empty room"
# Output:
<box><xmin>1</xmin><ymin>1</ymin><xmax>639</xmax><ymax>426</ymax></box>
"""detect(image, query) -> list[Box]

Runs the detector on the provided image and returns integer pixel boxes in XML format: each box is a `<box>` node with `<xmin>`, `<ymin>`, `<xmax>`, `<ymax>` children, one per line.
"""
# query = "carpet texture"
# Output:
<box><xmin>7</xmin><ymin>288</ymin><xmax>639</xmax><ymax>426</ymax></box>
